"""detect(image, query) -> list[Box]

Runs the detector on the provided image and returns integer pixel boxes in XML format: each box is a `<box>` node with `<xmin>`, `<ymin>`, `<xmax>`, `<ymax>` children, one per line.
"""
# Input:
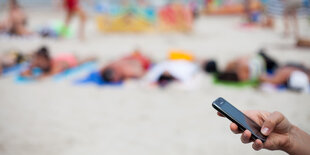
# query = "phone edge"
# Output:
<box><xmin>212</xmin><ymin>99</ymin><xmax>266</xmax><ymax>143</ymax></box>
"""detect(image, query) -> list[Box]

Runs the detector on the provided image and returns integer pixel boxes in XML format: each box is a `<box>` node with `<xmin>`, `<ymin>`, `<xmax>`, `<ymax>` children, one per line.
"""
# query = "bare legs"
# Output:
<box><xmin>292</xmin><ymin>14</ymin><xmax>299</xmax><ymax>38</ymax></box>
<box><xmin>283</xmin><ymin>14</ymin><xmax>289</xmax><ymax>37</ymax></box>
<box><xmin>76</xmin><ymin>8</ymin><xmax>86</xmax><ymax>40</ymax></box>
<box><xmin>283</xmin><ymin>12</ymin><xmax>299</xmax><ymax>38</ymax></box>
<box><xmin>64</xmin><ymin>8</ymin><xmax>86</xmax><ymax>40</ymax></box>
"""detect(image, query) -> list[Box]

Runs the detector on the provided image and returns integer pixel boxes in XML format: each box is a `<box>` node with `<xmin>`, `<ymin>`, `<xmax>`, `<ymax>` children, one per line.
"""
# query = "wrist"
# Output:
<box><xmin>283</xmin><ymin>125</ymin><xmax>298</xmax><ymax>154</ymax></box>
<box><xmin>283</xmin><ymin>125</ymin><xmax>310</xmax><ymax>155</ymax></box>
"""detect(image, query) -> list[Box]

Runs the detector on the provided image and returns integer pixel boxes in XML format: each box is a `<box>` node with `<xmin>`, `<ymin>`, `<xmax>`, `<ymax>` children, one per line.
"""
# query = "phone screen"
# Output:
<box><xmin>213</xmin><ymin>97</ymin><xmax>267</xmax><ymax>142</ymax></box>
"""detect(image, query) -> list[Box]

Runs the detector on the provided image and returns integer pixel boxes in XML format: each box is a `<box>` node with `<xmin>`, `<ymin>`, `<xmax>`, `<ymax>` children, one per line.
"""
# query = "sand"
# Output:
<box><xmin>0</xmin><ymin>9</ymin><xmax>310</xmax><ymax>155</ymax></box>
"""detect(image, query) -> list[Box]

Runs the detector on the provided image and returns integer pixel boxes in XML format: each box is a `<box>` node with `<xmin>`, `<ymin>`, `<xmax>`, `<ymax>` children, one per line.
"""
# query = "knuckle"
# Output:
<box><xmin>266</xmin><ymin>119</ymin><xmax>276</xmax><ymax>127</ymax></box>
<box><xmin>273</xmin><ymin>111</ymin><xmax>284</xmax><ymax>119</ymax></box>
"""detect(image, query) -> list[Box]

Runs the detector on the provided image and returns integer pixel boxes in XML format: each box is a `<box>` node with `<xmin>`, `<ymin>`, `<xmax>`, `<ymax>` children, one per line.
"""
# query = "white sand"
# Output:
<box><xmin>0</xmin><ymin>10</ymin><xmax>310</xmax><ymax>155</ymax></box>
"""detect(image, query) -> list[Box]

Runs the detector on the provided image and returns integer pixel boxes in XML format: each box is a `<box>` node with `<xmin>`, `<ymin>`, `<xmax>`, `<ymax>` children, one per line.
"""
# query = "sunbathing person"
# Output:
<box><xmin>144</xmin><ymin>51</ymin><xmax>211</xmax><ymax>87</ymax></box>
<box><xmin>145</xmin><ymin>60</ymin><xmax>199</xmax><ymax>87</ymax></box>
<box><xmin>296</xmin><ymin>38</ymin><xmax>310</xmax><ymax>48</ymax></box>
<box><xmin>215</xmin><ymin>50</ymin><xmax>278</xmax><ymax>82</ymax></box>
<box><xmin>0</xmin><ymin>50</ymin><xmax>28</xmax><ymax>75</ymax></box>
<box><xmin>260</xmin><ymin>64</ymin><xmax>310</xmax><ymax>92</ymax></box>
<box><xmin>21</xmin><ymin>46</ymin><xmax>95</xmax><ymax>78</ymax></box>
<box><xmin>99</xmin><ymin>50</ymin><xmax>151</xmax><ymax>83</ymax></box>
<box><xmin>0</xmin><ymin>0</ymin><xmax>30</xmax><ymax>36</ymax></box>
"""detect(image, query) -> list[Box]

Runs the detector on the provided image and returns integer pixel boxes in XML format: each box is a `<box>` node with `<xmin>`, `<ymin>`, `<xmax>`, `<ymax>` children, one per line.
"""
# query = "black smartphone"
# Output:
<box><xmin>212</xmin><ymin>97</ymin><xmax>267</xmax><ymax>143</ymax></box>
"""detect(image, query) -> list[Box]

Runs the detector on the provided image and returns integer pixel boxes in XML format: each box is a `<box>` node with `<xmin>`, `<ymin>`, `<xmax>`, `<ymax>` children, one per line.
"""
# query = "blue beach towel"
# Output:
<box><xmin>74</xmin><ymin>71</ymin><xmax>123</xmax><ymax>86</ymax></box>
<box><xmin>15</xmin><ymin>67</ymin><xmax>42</xmax><ymax>83</ymax></box>
<box><xmin>2</xmin><ymin>63</ymin><xmax>27</xmax><ymax>76</ymax></box>
<box><xmin>53</xmin><ymin>62</ymin><xmax>97</xmax><ymax>81</ymax></box>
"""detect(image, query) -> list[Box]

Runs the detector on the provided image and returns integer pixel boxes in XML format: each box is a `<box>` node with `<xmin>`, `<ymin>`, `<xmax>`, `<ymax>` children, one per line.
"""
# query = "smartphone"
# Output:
<box><xmin>212</xmin><ymin>97</ymin><xmax>267</xmax><ymax>143</ymax></box>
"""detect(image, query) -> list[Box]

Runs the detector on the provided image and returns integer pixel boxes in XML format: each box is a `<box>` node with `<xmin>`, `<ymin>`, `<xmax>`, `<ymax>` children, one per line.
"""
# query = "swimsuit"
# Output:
<box><xmin>124</xmin><ymin>53</ymin><xmax>151</xmax><ymax>71</ymax></box>
<box><xmin>64</xmin><ymin>0</ymin><xmax>79</xmax><ymax>13</ymax></box>
<box><xmin>248</xmin><ymin>55</ymin><xmax>265</xmax><ymax>81</ymax></box>
<box><xmin>52</xmin><ymin>53</ymin><xmax>78</xmax><ymax>69</ymax></box>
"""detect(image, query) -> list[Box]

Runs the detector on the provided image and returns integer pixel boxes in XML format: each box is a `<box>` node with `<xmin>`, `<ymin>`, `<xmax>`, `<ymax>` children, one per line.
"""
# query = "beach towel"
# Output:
<box><xmin>15</xmin><ymin>67</ymin><xmax>42</xmax><ymax>83</ymax></box>
<box><xmin>74</xmin><ymin>71</ymin><xmax>122</xmax><ymax>86</ymax></box>
<box><xmin>15</xmin><ymin>62</ymin><xmax>96</xmax><ymax>83</ymax></box>
<box><xmin>1</xmin><ymin>63</ymin><xmax>27</xmax><ymax>76</ymax></box>
<box><xmin>53</xmin><ymin>62</ymin><xmax>97</xmax><ymax>81</ymax></box>
<box><xmin>213</xmin><ymin>75</ymin><xmax>259</xmax><ymax>88</ymax></box>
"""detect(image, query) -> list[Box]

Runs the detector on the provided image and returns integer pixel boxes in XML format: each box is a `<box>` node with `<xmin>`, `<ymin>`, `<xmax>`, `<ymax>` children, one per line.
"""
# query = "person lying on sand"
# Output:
<box><xmin>21</xmin><ymin>46</ymin><xmax>95</xmax><ymax>79</ymax></box>
<box><xmin>0</xmin><ymin>0</ymin><xmax>31</xmax><ymax>36</ymax></box>
<box><xmin>99</xmin><ymin>50</ymin><xmax>151</xmax><ymax>83</ymax></box>
<box><xmin>145</xmin><ymin>59</ymin><xmax>199</xmax><ymax>87</ymax></box>
<box><xmin>0</xmin><ymin>50</ymin><xmax>29</xmax><ymax>75</ymax></box>
<box><xmin>296</xmin><ymin>38</ymin><xmax>310</xmax><ymax>48</ymax></box>
<box><xmin>215</xmin><ymin>50</ymin><xmax>278</xmax><ymax>82</ymax></box>
<box><xmin>260</xmin><ymin>63</ymin><xmax>310</xmax><ymax>93</ymax></box>
<box><xmin>145</xmin><ymin>51</ymin><xmax>216</xmax><ymax>87</ymax></box>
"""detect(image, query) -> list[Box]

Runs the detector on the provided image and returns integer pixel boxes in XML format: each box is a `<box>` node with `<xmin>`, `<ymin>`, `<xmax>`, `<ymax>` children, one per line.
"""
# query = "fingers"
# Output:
<box><xmin>217</xmin><ymin>112</ymin><xmax>224</xmax><ymax>117</ymax></box>
<box><xmin>261</xmin><ymin>111</ymin><xmax>284</xmax><ymax>136</ymax></box>
<box><xmin>240</xmin><ymin>130</ymin><xmax>252</xmax><ymax>144</ymax></box>
<box><xmin>230</xmin><ymin>123</ymin><xmax>242</xmax><ymax>134</ymax></box>
<box><xmin>230</xmin><ymin>125</ymin><xmax>263</xmax><ymax>151</ymax></box>
<box><xmin>252</xmin><ymin>139</ymin><xmax>263</xmax><ymax>151</ymax></box>
<box><xmin>216</xmin><ymin>112</ymin><xmax>244</xmax><ymax>134</ymax></box>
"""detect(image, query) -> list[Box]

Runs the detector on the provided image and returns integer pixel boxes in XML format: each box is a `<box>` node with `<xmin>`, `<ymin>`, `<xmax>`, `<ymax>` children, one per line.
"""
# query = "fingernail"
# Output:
<box><xmin>254</xmin><ymin>141</ymin><xmax>259</xmax><ymax>147</ymax></box>
<box><xmin>261</xmin><ymin>127</ymin><xmax>269</xmax><ymax>135</ymax></box>
<box><xmin>253</xmin><ymin>143</ymin><xmax>260</xmax><ymax>151</ymax></box>
<box><xmin>243</xmin><ymin>134</ymin><xmax>247</xmax><ymax>138</ymax></box>
<box><xmin>242</xmin><ymin>133</ymin><xmax>248</xmax><ymax>140</ymax></box>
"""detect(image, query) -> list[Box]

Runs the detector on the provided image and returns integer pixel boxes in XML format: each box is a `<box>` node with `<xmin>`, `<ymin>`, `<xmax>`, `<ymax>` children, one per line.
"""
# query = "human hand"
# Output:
<box><xmin>217</xmin><ymin>110</ymin><xmax>293</xmax><ymax>152</ymax></box>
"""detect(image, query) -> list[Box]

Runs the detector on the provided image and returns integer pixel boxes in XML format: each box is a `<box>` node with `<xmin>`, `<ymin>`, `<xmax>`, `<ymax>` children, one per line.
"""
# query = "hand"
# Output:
<box><xmin>217</xmin><ymin>110</ymin><xmax>293</xmax><ymax>152</ymax></box>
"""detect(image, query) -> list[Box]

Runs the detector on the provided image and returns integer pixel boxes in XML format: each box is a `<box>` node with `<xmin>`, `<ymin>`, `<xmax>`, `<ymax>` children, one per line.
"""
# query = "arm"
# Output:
<box><xmin>218</xmin><ymin>111</ymin><xmax>310</xmax><ymax>154</ymax></box>
<box><xmin>260</xmin><ymin>67</ymin><xmax>293</xmax><ymax>85</ymax></box>
<box><xmin>285</xmin><ymin>125</ymin><xmax>310</xmax><ymax>155</ymax></box>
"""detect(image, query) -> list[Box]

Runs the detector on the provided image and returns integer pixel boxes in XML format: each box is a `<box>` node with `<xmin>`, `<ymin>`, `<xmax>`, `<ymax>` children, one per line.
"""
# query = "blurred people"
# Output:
<box><xmin>244</xmin><ymin>0</ymin><xmax>253</xmax><ymax>23</ymax></box>
<box><xmin>217</xmin><ymin>110</ymin><xmax>310</xmax><ymax>154</ymax></box>
<box><xmin>62</xmin><ymin>0</ymin><xmax>86</xmax><ymax>40</ymax></box>
<box><xmin>145</xmin><ymin>60</ymin><xmax>199</xmax><ymax>87</ymax></box>
<box><xmin>243</xmin><ymin>0</ymin><xmax>273</xmax><ymax>27</ymax></box>
<box><xmin>0</xmin><ymin>0</ymin><xmax>31</xmax><ymax>36</ymax></box>
<box><xmin>260</xmin><ymin>14</ymin><xmax>274</xmax><ymax>28</ymax></box>
<box><xmin>296</xmin><ymin>37</ymin><xmax>310</xmax><ymax>48</ymax></box>
<box><xmin>260</xmin><ymin>64</ymin><xmax>310</xmax><ymax>92</ymax></box>
<box><xmin>21</xmin><ymin>46</ymin><xmax>95</xmax><ymax>78</ymax></box>
<box><xmin>282</xmin><ymin>0</ymin><xmax>302</xmax><ymax>37</ymax></box>
<box><xmin>100</xmin><ymin>50</ymin><xmax>151</xmax><ymax>83</ymax></box>
<box><xmin>189</xmin><ymin>0</ymin><xmax>199</xmax><ymax>19</ymax></box>
<box><xmin>202</xmin><ymin>59</ymin><xmax>218</xmax><ymax>74</ymax></box>
<box><xmin>0</xmin><ymin>50</ymin><xmax>28</xmax><ymax>75</ymax></box>
<box><xmin>145</xmin><ymin>51</ymin><xmax>203</xmax><ymax>87</ymax></box>
<box><xmin>260</xmin><ymin>0</ymin><xmax>274</xmax><ymax>28</ymax></box>
<box><xmin>216</xmin><ymin>50</ymin><xmax>278</xmax><ymax>82</ymax></box>
<box><xmin>158</xmin><ymin>2</ymin><xmax>193</xmax><ymax>32</ymax></box>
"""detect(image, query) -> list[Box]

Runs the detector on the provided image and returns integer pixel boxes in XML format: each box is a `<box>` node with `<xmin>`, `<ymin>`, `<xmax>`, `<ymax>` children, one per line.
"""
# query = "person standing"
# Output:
<box><xmin>62</xmin><ymin>0</ymin><xmax>86</xmax><ymax>40</ymax></box>
<box><xmin>282</xmin><ymin>0</ymin><xmax>303</xmax><ymax>37</ymax></box>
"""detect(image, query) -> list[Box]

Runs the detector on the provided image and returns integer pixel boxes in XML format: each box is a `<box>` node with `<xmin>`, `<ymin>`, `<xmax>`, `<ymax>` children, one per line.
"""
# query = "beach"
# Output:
<box><xmin>0</xmin><ymin>9</ymin><xmax>310</xmax><ymax>155</ymax></box>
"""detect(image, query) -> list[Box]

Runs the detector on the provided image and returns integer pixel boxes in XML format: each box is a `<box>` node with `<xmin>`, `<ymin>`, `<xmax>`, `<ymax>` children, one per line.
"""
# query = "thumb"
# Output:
<box><xmin>261</xmin><ymin>111</ymin><xmax>285</xmax><ymax>136</ymax></box>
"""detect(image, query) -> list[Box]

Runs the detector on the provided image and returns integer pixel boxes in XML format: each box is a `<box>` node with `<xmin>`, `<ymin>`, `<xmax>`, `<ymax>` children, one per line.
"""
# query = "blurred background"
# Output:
<box><xmin>0</xmin><ymin>0</ymin><xmax>310</xmax><ymax>155</ymax></box>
